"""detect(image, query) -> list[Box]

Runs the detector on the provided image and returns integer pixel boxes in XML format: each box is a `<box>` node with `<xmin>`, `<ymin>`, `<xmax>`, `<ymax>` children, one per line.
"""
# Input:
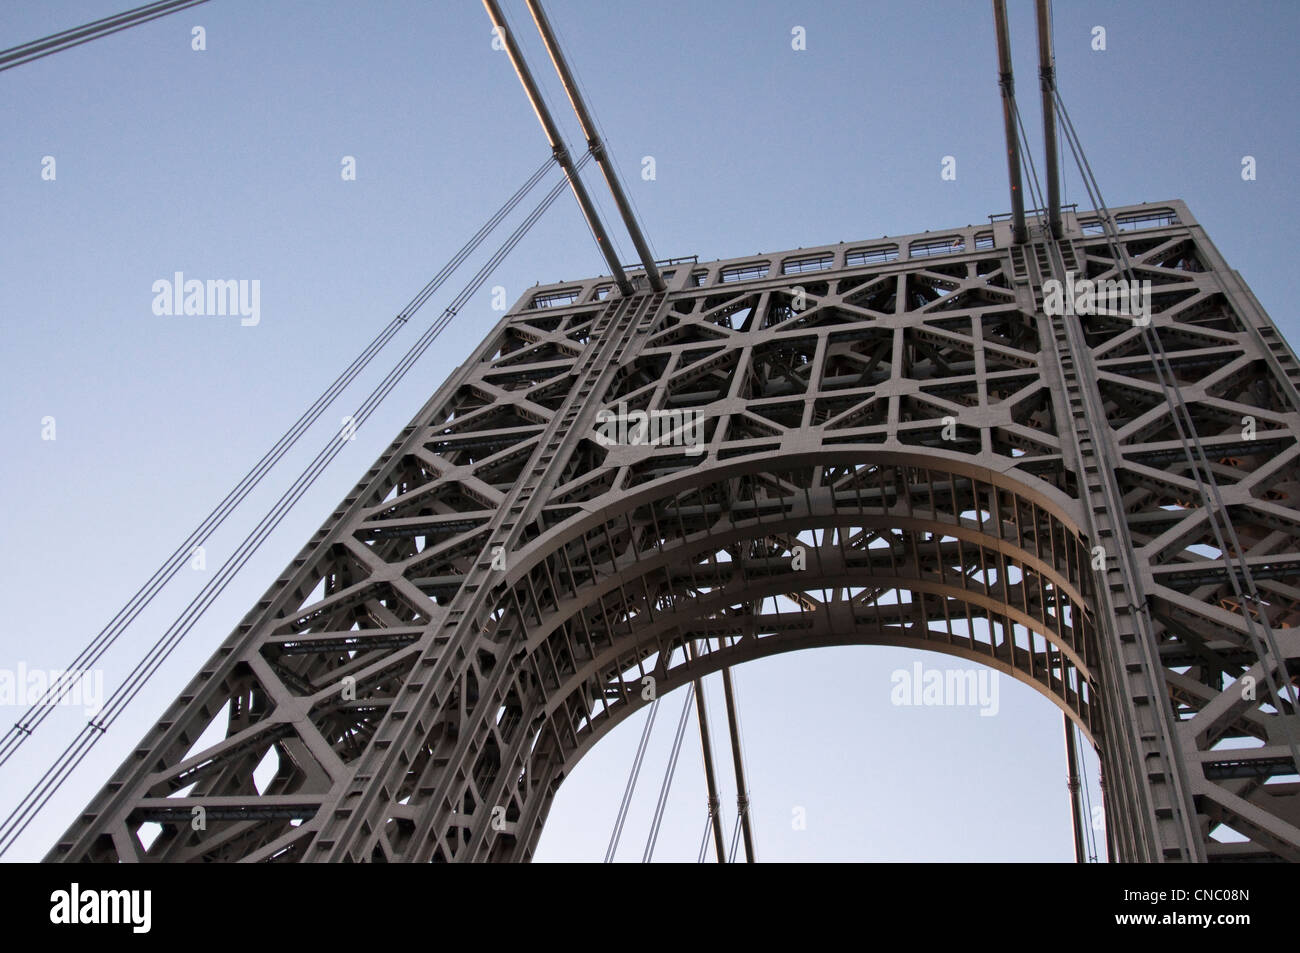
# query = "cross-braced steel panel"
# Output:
<box><xmin>47</xmin><ymin>200</ymin><xmax>1300</xmax><ymax>862</ymax></box>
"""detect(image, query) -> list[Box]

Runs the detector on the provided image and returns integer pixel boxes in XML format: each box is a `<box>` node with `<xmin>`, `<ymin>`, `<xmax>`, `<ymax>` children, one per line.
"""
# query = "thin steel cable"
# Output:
<box><xmin>1011</xmin><ymin>98</ymin><xmax>1047</xmax><ymax>226</ymax></box>
<box><xmin>1009</xmin><ymin>107</ymin><xmax>1190</xmax><ymax>856</ymax></box>
<box><xmin>696</xmin><ymin>811</ymin><xmax>712</xmax><ymax>863</ymax></box>
<box><xmin>1076</xmin><ymin>724</ymin><xmax>1100</xmax><ymax>862</ymax></box>
<box><xmin>0</xmin><ymin>0</ymin><xmax>210</xmax><ymax>72</ymax></box>
<box><xmin>604</xmin><ymin>697</ymin><xmax>659</xmax><ymax>863</ymax></box>
<box><xmin>1052</xmin><ymin>88</ymin><xmax>1300</xmax><ymax>775</ymax></box>
<box><xmin>1015</xmin><ymin>65</ymin><xmax>1297</xmax><ymax>855</ymax></box>
<box><xmin>493</xmin><ymin>2</ymin><xmax>621</xmax><ymax>275</ymax></box>
<box><xmin>725</xmin><ymin>637</ymin><xmax>756</xmax><ymax>853</ymax></box>
<box><xmin>0</xmin><ymin>155</ymin><xmax>555</xmax><ymax>770</ymax></box>
<box><xmin>545</xmin><ymin>5</ymin><xmax>656</xmax><ymax>265</ymax></box>
<box><xmin>102</xmin><ymin>160</ymin><xmax>586</xmax><ymax>728</ymax></box>
<box><xmin>642</xmin><ymin>683</ymin><xmax>693</xmax><ymax>862</ymax></box>
<box><xmin>0</xmin><ymin>159</ymin><xmax>585</xmax><ymax>857</ymax></box>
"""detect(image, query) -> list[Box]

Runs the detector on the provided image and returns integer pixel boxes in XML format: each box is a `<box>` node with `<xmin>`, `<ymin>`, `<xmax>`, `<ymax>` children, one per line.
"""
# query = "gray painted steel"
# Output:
<box><xmin>47</xmin><ymin>201</ymin><xmax>1300</xmax><ymax>862</ymax></box>
<box><xmin>993</xmin><ymin>0</ymin><xmax>1027</xmax><ymax>244</ymax></box>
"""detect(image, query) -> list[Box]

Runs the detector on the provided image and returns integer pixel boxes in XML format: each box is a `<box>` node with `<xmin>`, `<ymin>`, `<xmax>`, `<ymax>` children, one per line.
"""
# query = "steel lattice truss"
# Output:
<box><xmin>48</xmin><ymin>200</ymin><xmax>1300</xmax><ymax>862</ymax></box>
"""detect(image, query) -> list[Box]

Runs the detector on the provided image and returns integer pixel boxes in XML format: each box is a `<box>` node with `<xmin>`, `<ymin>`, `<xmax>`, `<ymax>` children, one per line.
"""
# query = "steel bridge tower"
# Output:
<box><xmin>44</xmin><ymin>198</ymin><xmax>1300</xmax><ymax>862</ymax></box>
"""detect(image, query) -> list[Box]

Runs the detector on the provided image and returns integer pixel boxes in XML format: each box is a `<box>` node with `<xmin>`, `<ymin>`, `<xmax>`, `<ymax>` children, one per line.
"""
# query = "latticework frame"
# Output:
<box><xmin>48</xmin><ymin>200</ymin><xmax>1300</xmax><ymax>863</ymax></box>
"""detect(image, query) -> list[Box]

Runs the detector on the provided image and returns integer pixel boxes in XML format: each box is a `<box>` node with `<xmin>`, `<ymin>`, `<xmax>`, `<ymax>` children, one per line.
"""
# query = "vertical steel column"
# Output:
<box><xmin>482</xmin><ymin>0</ymin><xmax>633</xmax><ymax>294</ymax></box>
<box><xmin>992</xmin><ymin>0</ymin><xmax>1027</xmax><ymax>244</ymax></box>
<box><xmin>1035</xmin><ymin>0</ymin><xmax>1062</xmax><ymax>238</ymax></box>
<box><xmin>524</xmin><ymin>0</ymin><xmax>664</xmax><ymax>292</ymax></box>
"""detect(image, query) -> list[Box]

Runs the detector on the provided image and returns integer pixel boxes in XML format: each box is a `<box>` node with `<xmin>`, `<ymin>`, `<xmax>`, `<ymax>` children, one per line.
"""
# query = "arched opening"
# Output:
<box><xmin>449</xmin><ymin>450</ymin><xmax>1107</xmax><ymax>862</ymax></box>
<box><xmin>534</xmin><ymin>643</ymin><xmax>1106</xmax><ymax>861</ymax></box>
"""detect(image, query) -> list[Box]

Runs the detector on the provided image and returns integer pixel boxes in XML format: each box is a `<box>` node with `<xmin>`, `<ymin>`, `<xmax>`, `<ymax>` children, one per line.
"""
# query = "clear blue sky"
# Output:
<box><xmin>1</xmin><ymin>0</ymin><xmax>1296</xmax><ymax>862</ymax></box>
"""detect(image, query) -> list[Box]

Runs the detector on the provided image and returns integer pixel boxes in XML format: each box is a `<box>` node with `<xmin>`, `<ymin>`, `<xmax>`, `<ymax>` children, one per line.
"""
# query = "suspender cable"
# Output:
<box><xmin>1011</xmin><ymin>104</ymin><xmax>1198</xmax><ymax>859</ymax></box>
<box><xmin>1011</xmin><ymin>45</ymin><xmax>1297</xmax><ymax>850</ymax></box>
<box><xmin>1063</xmin><ymin>712</ymin><xmax>1086</xmax><ymax>863</ymax></box>
<box><xmin>0</xmin><ymin>0</ymin><xmax>209</xmax><ymax>72</ymax></box>
<box><xmin>0</xmin><ymin>158</ymin><xmax>586</xmax><ymax>857</ymax></box>
<box><xmin>0</xmin><ymin>155</ymin><xmax>555</xmax><ymax>771</ymax></box>
<box><xmin>696</xmin><ymin>811</ymin><xmax>713</xmax><ymax>863</ymax></box>
<box><xmin>991</xmin><ymin>0</ymin><xmax>1027</xmax><ymax>244</ymax></box>
<box><xmin>1011</xmin><ymin>99</ymin><xmax>1047</xmax><ymax>232</ymax></box>
<box><xmin>642</xmin><ymin>684</ymin><xmax>694</xmax><ymax>862</ymax></box>
<box><xmin>1052</xmin><ymin>88</ymin><xmax>1300</xmax><ymax>777</ymax></box>
<box><xmin>696</xmin><ymin>676</ymin><xmax>728</xmax><ymax>863</ymax></box>
<box><xmin>1076</xmin><ymin>722</ymin><xmax>1101</xmax><ymax>862</ymax></box>
<box><xmin>728</xmin><ymin>813</ymin><xmax>743</xmax><ymax>863</ymax></box>
<box><xmin>524</xmin><ymin>0</ymin><xmax>664</xmax><ymax>291</ymax></box>
<box><xmin>482</xmin><ymin>0</ymin><xmax>633</xmax><ymax>295</ymax></box>
<box><xmin>605</xmin><ymin>697</ymin><xmax>660</xmax><ymax>863</ymax></box>
<box><xmin>721</xmin><ymin>664</ymin><xmax>755</xmax><ymax>862</ymax></box>
<box><xmin>102</xmin><ymin>161</ymin><xmax>587</xmax><ymax>733</ymax></box>
<box><xmin>693</xmin><ymin>674</ymin><xmax>727</xmax><ymax>863</ymax></box>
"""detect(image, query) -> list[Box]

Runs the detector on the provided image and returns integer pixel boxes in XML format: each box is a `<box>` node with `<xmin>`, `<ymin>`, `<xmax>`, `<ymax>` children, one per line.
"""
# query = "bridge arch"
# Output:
<box><xmin>445</xmin><ymin>448</ymin><xmax>1107</xmax><ymax>861</ymax></box>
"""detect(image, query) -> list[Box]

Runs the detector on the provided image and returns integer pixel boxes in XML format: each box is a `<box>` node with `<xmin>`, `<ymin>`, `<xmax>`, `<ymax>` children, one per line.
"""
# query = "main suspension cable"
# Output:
<box><xmin>0</xmin><ymin>155</ymin><xmax>555</xmax><ymax>771</ymax></box>
<box><xmin>0</xmin><ymin>157</ymin><xmax>583</xmax><ymax>857</ymax></box>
